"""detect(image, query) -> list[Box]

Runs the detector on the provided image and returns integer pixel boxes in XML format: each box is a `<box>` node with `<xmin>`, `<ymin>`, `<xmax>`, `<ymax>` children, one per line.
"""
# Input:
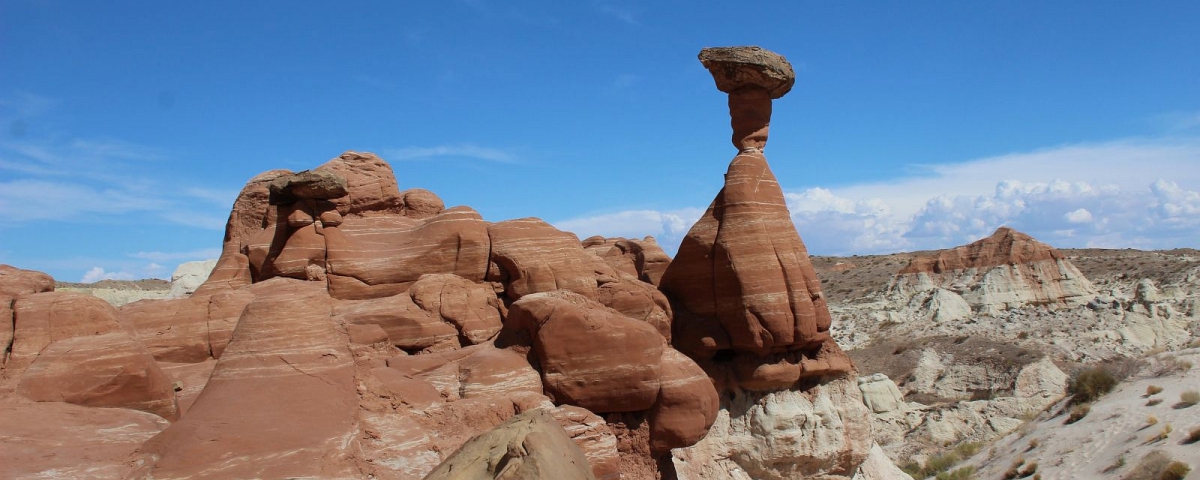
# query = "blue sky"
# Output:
<box><xmin>2</xmin><ymin>1</ymin><xmax>1199</xmax><ymax>282</ymax></box>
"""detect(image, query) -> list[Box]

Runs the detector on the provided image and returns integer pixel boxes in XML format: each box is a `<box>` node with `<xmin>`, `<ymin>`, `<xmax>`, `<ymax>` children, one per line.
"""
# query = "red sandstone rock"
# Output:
<box><xmin>409</xmin><ymin>274</ymin><xmax>503</xmax><ymax>344</ymax></box>
<box><xmin>648</xmin><ymin>349</ymin><xmax>719</xmax><ymax>455</ymax></box>
<box><xmin>507</xmin><ymin>291</ymin><xmax>663</xmax><ymax>412</ymax></box>
<box><xmin>120</xmin><ymin>289</ymin><xmax>254</xmax><ymax>363</ymax></box>
<box><xmin>326</xmin><ymin>207</ymin><xmax>491</xmax><ymax>299</ymax></box>
<box><xmin>596</xmin><ymin>277</ymin><xmax>673</xmax><ymax>341</ymax></box>
<box><xmin>2</xmin><ymin>296</ymin><xmax>13</xmax><ymax>366</ymax></box>
<box><xmin>131</xmin><ymin>279</ymin><xmax>359</xmax><ymax>479</ymax></box>
<box><xmin>401</xmin><ymin>188</ymin><xmax>446</xmax><ymax>219</ymax></box>
<box><xmin>0</xmin><ymin>396</ymin><xmax>169</xmax><ymax>479</ymax></box>
<box><xmin>334</xmin><ymin>288</ymin><xmax>459</xmax><ymax>351</ymax></box>
<box><xmin>659</xmin><ymin>150</ymin><xmax>831</xmax><ymax>357</ymax></box>
<box><xmin>583</xmin><ymin>237</ymin><xmax>672</xmax><ymax>286</ymax></box>
<box><xmin>315</xmin><ymin>151</ymin><xmax>405</xmax><ymax>216</ymax></box>
<box><xmin>8</xmin><ymin>292</ymin><xmax>178</xmax><ymax>419</ymax></box>
<box><xmin>0</xmin><ymin>264</ymin><xmax>54</xmax><ymax>297</ymax></box>
<box><xmin>268</xmin><ymin>169</ymin><xmax>349</xmax><ymax>204</ymax></box>
<box><xmin>488</xmin><ymin>218</ymin><xmax>613</xmax><ymax>301</ymax></box>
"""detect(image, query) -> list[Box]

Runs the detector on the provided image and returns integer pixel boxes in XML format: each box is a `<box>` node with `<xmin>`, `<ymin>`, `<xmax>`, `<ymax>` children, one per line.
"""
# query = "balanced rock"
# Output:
<box><xmin>268</xmin><ymin>169</ymin><xmax>349</xmax><ymax>204</ymax></box>
<box><xmin>889</xmin><ymin>227</ymin><xmax>1096</xmax><ymax>314</ymax></box>
<box><xmin>661</xmin><ymin>46</ymin><xmax>848</xmax><ymax>394</ymax></box>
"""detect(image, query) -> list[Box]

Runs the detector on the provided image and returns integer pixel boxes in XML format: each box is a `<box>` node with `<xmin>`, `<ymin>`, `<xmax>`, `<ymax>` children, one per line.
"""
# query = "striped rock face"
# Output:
<box><xmin>130</xmin><ymin>278</ymin><xmax>360</xmax><ymax>479</ymax></box>
<box><xmin>6</xmin><ymin>292</ymin><xmax>178</xmax><ymax>419</ymax></box>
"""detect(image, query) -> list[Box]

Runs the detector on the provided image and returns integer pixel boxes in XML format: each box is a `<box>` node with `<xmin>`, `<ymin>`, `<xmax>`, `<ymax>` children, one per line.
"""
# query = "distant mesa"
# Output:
<box><xmin>889</xmin><ymin>226</ymin><xmax>1097</xmax><ymax>314</ymax></box>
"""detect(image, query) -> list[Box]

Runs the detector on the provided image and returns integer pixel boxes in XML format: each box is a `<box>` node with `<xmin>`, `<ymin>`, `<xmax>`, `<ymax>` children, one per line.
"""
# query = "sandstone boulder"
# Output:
<box><xmin>9</xmin><ymin>292</ymin><xmax>178</xmax><ymax>419</ymax></box>
<box><xmin>168</xmin><ymin>259</ymin><xmax>218</xmax><ymax>298</ymax></box>
<box><xmin>0</xmin><ymin>264</ymin><xmax>54</xmax><ymax>297</ymax></box>
<box><xmin>488</xmin><ymin>218</ymin><xmax>611</xmax><ymax>301</ymax></box>
<box><xmin>507</xmin><ymin>291</ymin><xmax>663</xmax><ymax>412</ymax></box>
<box><xmin>421</xmin><ymin>408</ymin><xmax>597</xmax><ymax>480</ymax></box>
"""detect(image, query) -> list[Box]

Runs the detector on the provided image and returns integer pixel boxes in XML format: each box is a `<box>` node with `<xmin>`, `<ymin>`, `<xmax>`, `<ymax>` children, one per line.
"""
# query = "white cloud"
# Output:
<box><xmin>1064</xmin><ymin>208</ymin><xmax>1093</xmax><ymax>224</ymax></box>
<box><xmin>80</xmin><ymin>266</ymin><xmax>136</xmax><ymax>283</ymax></box>
<box><xmin>553</xmin><ymin>207</ymin><xmax>705</xmax><ymax>254</ymax></box>
<box><xmin>386</xmin><ymin>144</ymin><xmax>516</xmax><ymax>163</ymax></box>
<box><xmin>550</xmin><ymin>138</ymin><xmax>1200</xmax><ymax>256</ymax></box>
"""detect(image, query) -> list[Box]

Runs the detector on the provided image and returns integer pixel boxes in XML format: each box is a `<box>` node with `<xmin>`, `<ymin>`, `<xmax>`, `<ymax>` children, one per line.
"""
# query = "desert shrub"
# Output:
<box><xmin>1148</xmin><ymin>398</ymin><xmax>1163</xmax><ymax>406</ymax></box>
<box><xmin>1123</xmin><ymin>450</ymin><xmax>1171</xmax><ymax>480</ymax></box>
<box><xmin>1104</xmin><ymin>455</ymin><xmax>1127</xmax><ymax>473</ymax></box>
<box><xmin>1069</xmin><ymin>365</ymin><xmax>1118</xmax><ymax>404</ymax></box>
<box><xmin>1179</xmin><ymin>389</ymin><xmax>1200</xmax><ymax>407</ymax></box>
<box><xmin>1004</xmin><ymin>459</ymin><xmax>1026</xmax><ymax>479</ymax></box>
<box><xmin>1019</xmin><ymin>462</ymin><xmax>1039</xmax><ymax>478</ymax></box>
<box><xmin>954</xmin><ymin>441</ymin><xmax>982</xmax><ymax>458</ymax></box>
<box><xmin>1066</xmin><ymin>403</ymin><xmax>1091</xmax><ymax>424</ymax></box>
<box><xmin>1186</xmin><ymin>426</ymin><xmax>1200</xmax><ymax>444</ymax></box>
<box><xmin>1147</xmin><ymin>415</ymin><xmax>1159</xmax><ymax>426</ymax></box>
<box><xmin>1150</xmin><ymin>357</ymin><xmax>1193</xmax><ymax>377</ymax></box>
<box><xmin>1148</xmin><ymin>424</ymin><xmax>1172</xmax><ymax>443</ymax></box>
<box><xmin>935</xmin><ymin>465</ymin><xmax>976</xmax><ymax>480</ymax></box>
<box><xmin>1147</xmin><ymin>385</ymin><xmax>1164</xmax><ymax>396</ymax></box>
<box><xmin>1161</xmin><ymin>461</ymin><xmax>1191</xmax><ymax>480</ymax></box>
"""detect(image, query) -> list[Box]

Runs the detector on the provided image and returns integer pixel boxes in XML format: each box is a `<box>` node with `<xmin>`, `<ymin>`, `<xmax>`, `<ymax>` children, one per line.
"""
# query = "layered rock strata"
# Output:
<box><xmin>888</xmin><ymin>227</ymin><xmax>1097</xmax><ymax>314</ymax></box>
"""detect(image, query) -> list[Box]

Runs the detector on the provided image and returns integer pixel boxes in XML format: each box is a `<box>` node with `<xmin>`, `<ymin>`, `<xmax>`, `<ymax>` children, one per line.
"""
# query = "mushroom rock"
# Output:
<box><xmin>661</xmin><ymin>46</ymin><xmax>878</xmax><ymax>479</ymax></box>
<box><xmin>660</xmin><ymin>46</ymin><xmax>848</xmax><ymax>389</ymax></box>
<box><xmin>130</xmin><ymin>278</ymin><xmax>359</xmax><ymax>479</ymax></box>
<box><xmin>506</xmin><ymin>290</ymin><xmax>663</xmax><ymax>412</ymax></box>
<box><xmin>421</xmin><ymin>408</ymin><xmax>598</xmax><ymax>480</ymax></box>
<box><xmin>8</xmin><ymin>292</ymin><xmax>178</xmax><ymax>419</ymax></box>
<box><xmin>888</xmin><ymin>226</ymin><xmax>1096</xmax><ymax>313</ymax></box>
<box><xmin>487</xmin><ymin>218</ymin><xmax>614</xmax><ymax>301</ymax></box>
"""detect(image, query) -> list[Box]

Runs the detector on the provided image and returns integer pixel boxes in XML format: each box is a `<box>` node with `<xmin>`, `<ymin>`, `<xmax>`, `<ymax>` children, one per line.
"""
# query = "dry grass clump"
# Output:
<box><xmin>1147</xmin><ymin>423</ymin><xmax>1172</xmax><ymax>443</ymax></box>
<box><xmin>1179</xmin><ymin>389</ymin><xmax>1200</xmax><ymax>407</ymax></box>
<box><xmin>1122</xmin><ymin>450</ymin><xmax>1173</xmax><ymax>480</ymax></box>
<box><xmin>1066</xmin><ymin>403</ymin><xmax>1091</xmax><ymax>424</ymax></box>
<box><xmin>1186</xmin><ymin>425</ymin><xmax>1200</xmax><ymax>444</ymax></box>
<box><xmin>934</xmin><ymin>466</ymin><xmax>976</xmax><ymax>480</ymax></box>
<box><xmin>1161</xmin><ymin>461</ymin><xmax>1191</xmax><ymax>480</ymax></box>
<box><xmin>1146</xmin><ymin>385</ymin><xmax>1164</xmax><ymax>396</ymax></box>
<box><xmin>1147</xmin><ymin>398</ymin><xmax>1163</xmax><ymax>406</ymax></box>
<box><xmin>1069</xmin><ymin>365</ymin><xmax>1118</xmax><ymax>404</ymax></box>
<box><xmin>1146</xmin><ymin>415</ymin><xmax>1159</xmax><ymax>426</ymax></box>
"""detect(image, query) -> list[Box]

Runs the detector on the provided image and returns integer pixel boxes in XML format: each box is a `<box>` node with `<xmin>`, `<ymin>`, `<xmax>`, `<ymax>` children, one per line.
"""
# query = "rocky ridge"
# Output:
<box><xmin>0</xmin><ymin>46</ymin><xmax>903</xmax><ymax>480</ymax></box>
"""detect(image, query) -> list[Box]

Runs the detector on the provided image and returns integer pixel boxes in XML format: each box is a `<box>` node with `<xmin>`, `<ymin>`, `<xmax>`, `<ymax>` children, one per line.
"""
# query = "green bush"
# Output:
<box><xmin>935</xmin><ymin>466</ymin><xmax>976</xmax><ymax>480</ymax></box>
<box><xmin>1069</xmin><ymin>366</ymin><xmax>1117</xmax><ymax>404</ymax></box>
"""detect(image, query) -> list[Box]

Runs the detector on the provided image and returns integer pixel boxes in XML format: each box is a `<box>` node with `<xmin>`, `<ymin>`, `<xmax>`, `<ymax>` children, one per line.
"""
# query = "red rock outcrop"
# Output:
<box><xmin>583</xmin><ymin>236</ymin><xmax>672</xmax><ymax>286</ymax></box>
<box><xmin>6</xmin><ymin>292</ymin><xmax>178</xmax><ymax>419</ymax></box>
<box><xmin>131</xmin><ymin>279</ymin><xmax>359</xmax><ymax>479</ymax></box>
<box><xmin>0</xmin><ymin>264</ymin><xmax>54</xmax><ymax>297</ymax></box>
